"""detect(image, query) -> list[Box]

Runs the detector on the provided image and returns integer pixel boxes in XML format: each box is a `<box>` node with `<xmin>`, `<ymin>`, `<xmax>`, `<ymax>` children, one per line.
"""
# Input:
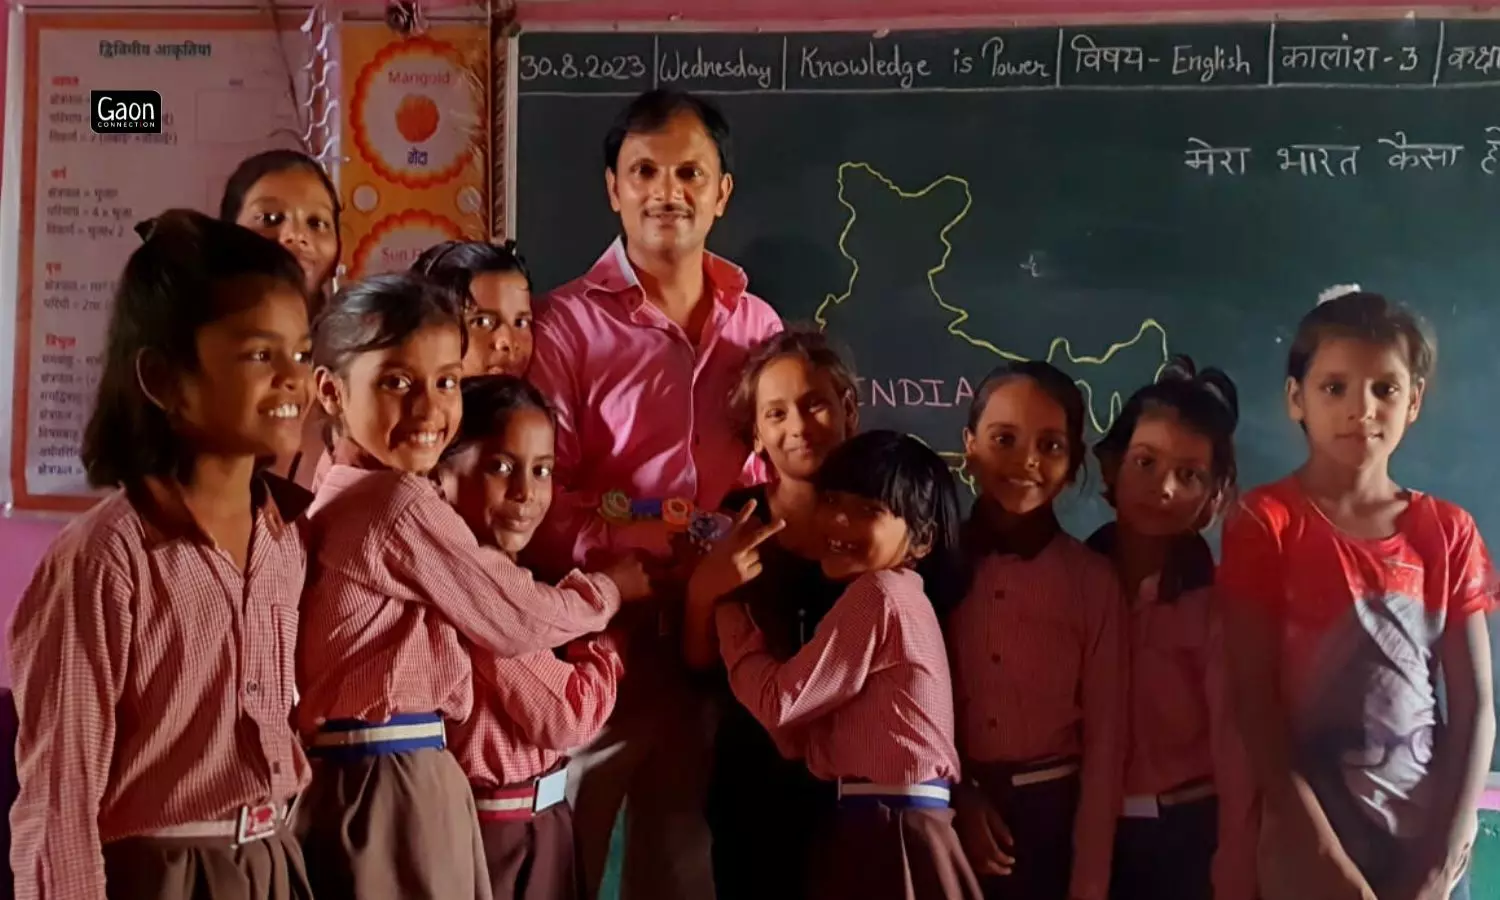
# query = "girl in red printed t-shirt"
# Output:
<box><xmin>1220</xmin><ymin>288</ymin><xmax>1496</xmax><ymax>900</ymax></box>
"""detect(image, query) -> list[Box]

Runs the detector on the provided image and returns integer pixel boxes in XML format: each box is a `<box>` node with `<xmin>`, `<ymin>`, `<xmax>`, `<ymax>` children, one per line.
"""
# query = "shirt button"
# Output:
<box><xmin>246</xmin><ymin>680</ymin><xmax>259</xmax><ymax>694</ymax></box>
<box><xmin>990</xmin><ymin>653</ymin><xmax>1001</xmax><ymax>664</ymax></box>
<box><xmin>272</xmin><ymin>761</ymin><xmax>282</xmax><ymax>775</ymax></box>
<box><xmin>993</xmin><ymin>589</ymin><xmax>1006</xmax><ymax>599</ymax></box>
<box><xmin>693</xmin><ymin>434</ymin><xmax>701</xmax><ymax>447</ymax></box>
<box><xmin>988</xmin><ymin>718</ymin><xmax>999</xmax><ymax>729</ymax></box>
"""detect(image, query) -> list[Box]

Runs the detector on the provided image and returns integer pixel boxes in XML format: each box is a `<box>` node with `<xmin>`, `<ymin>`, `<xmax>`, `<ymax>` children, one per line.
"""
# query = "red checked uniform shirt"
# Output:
<box><xmin>450</xmin><ymin>625</ymin><xmax>625</xmax><ymax>788</ymax></box>
<box><xmin>9</xmin><ymin>483</ymin><xmax>310</xmax><ymax>900</ymax></box>
<box><xmin>945</xmin><ymin>515</ymin><xmax>1125</xmax><ymax>900</ymax></box>
<box><xmin>296</xmin><ymin>464</ymin><xmax>622</xmax><ymax>731</ymax></box>
<box><xmin>718</xmin><ymin>568</ymin><xmax>961</xmax><ymax>785</ymax></box>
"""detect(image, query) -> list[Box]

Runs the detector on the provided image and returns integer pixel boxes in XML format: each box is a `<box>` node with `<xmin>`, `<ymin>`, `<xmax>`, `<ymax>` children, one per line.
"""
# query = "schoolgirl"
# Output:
<box><xmin>681</xmin><ymin>327</ymin><xmax>860</xmax><ymax>900</ymax></box>
<box><xmin>412</xmin><ymin>239</ymin><xmax>536</xmax><ymax>378</ymax></box>
<box><xmin>219</xmin><ymin>148</ymin><xmax>341</xmax><ymax>489</ymax></box>
<box><xmin>1221</xmin><ymin>289</ymin><xmax>1494</xmax><ymax>900</ymax></box>
<box><xmin>718</xmin><ymin>429</ymin><xmax>982</xmax><ymax>900</ymax></box>
<box><xmin>293</xmin><ymin>273</ymin><xmax>651</xmax><ymax>900</ymax></box>
<box><xmin>946</xmin><ymin>361</ymin><xmax>1125</xmax><ymax>900</ymax></box>
<box><xmin>11</xmin><ymin>210</ymin><xmax>315</xmax><ymax>899</ymax></box>
<box><xmin>1085</xmin><ymin>356</ymin><xmax>1256</xmax><ymax>900</ymax></box>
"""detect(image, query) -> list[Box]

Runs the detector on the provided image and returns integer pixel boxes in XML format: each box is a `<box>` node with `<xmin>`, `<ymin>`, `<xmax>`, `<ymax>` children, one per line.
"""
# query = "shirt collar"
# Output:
<box><xmin>1084</xmin><ymin>522</ymin><xmax>1215</xmax><ymax>602</ymax></box>
<box><xmin>963</xmin><ymin>498</ymin><xmax>1061</xmax><ymax>561</ymax></box>
<box><xmin>135</xmin><ymin>473</ymin><xmax>303</xmax><ymax>550</ymax></box>
<box><xmin>581</xmin><ymin>236</ymin><xmax>751</xmax><ymax>314</ymax></box>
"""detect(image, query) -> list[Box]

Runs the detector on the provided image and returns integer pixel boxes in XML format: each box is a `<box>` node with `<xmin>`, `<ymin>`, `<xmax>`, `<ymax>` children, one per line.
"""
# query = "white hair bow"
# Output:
<box><xmin>1317</xmin><ymin>284</ymin><xmax>1361</xmax><ymax>306</ymax></box>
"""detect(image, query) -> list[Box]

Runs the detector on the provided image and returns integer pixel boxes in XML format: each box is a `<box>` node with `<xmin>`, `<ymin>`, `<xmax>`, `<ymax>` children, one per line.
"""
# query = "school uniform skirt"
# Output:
<box><xmin>810</xmin><ymin>779</ymin><xmax>984</xmax><ymax>900</ymax></box>
<box><xmin>967</xmin><ymin>758</ymin><xmax>1081</xmax><ymax>900</ymax></box>
<box><xmin>103</xmin><ymin>806</ymin><xmax>311</xmax><ymax>900</ymax></box>
<box><xmin>294</xmin><ymin>713</ymin><xmax>492</xmax><ymax>900</ymax></box>
<box><xmin>473</xmin><ymin>766</ymin><xmax>581</xmax><ymax>900</ymax></box>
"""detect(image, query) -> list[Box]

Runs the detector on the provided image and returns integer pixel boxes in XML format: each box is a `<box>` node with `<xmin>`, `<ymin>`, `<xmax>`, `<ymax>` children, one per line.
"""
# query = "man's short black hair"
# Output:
<box><xmin>602</xmin><ymin>89</ymin><xmax>734</xmax><ymax>175</ymax></box>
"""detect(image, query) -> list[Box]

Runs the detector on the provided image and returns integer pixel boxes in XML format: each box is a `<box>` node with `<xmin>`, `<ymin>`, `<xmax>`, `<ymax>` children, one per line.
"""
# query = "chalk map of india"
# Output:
<box><xmin>811</xmin><ymin>161</ymin><xmax>1173</xmax><ymax>483</ymax></box>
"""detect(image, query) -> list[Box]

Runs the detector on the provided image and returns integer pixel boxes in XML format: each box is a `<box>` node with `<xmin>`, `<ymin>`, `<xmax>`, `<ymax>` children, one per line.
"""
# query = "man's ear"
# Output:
<box><xmin>605</xmin><ymin>167</ymin><xmax>622</xmax><ymax>214</ymax></box>
<box><xmin>714</xmin><ymin>172</ymin><xmax>734</xmax><ymax>218</ymax></box>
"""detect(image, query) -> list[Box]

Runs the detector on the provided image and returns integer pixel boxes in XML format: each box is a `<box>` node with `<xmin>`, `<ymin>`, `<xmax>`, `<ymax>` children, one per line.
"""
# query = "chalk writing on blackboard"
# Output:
<box><xmin>798</xmin><ymin>41</ymin><xmax>933</xmax><ymax>88</ymax></box>
<box><xmin>1446</xmin><ymin>44</ymin><xmax>1500</xmax><ymax>76</ymax></box>
<box><xmin>1280</xmin><ymin>36</ymin><xmax>1409</xmax><ymax>74</ymax></box>
<box><xmin>1070</xmin><ymin>34</ymin><xmax>1151</xmax><ymax>75</ymax></box>
<box><xmin>1378</xmin><ymin>131</ymin><xmax>1464</xmax><ymax>170</ymax></box>
<box><xmin>1183</xmin><ymin>137</ymin><xmax>1252</xmax><ymax>176</ymax></box>
<box><xmin>1171</xmin><ymin>43</ymin><xmax>1253</xmax><ymax>83</ymax></box>
<box><xmin>658</xmin><ymin>46</ymin><xmax>775</xmax><ymax>89</ymax></box>
<box><xmin>812</xmin><ymin>160</ymin><xmax>1170</xmax><ymax>436</ymax></box>
<box><xmin>517</xmin><ymin>52</ymin><xmax>648</xmax><ymax>82</ymax></box>
<box><xmin>1278</xmin><ymin>144</ymin><xmax>1360</xmax><ymax>178</ymax></box>
<box><xmin>951</xmin><ymin>37</ymin><xmax>1053</xmax><ymax>81</ymax></box>
<box><xmin>1483</xmin><ymin>127</ymin><xmax>1500</xmax><ymax>175</ymax></box>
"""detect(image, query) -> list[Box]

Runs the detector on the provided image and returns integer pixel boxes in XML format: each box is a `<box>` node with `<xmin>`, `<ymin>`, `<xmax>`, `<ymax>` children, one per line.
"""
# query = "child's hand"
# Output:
<box><xmin>598</xmin><ymin>551</ymin><xmax>653</xmax><ymax>603</ymax></box>
<box><xmin>952</xmin><ymin>781</ymin><xmax>1015</xmax><ymax>877</ymax></box>
<box><xmin>685</xmin><ymin>500</ymin><xmax>786</xmax><ymax>607</ymax></box>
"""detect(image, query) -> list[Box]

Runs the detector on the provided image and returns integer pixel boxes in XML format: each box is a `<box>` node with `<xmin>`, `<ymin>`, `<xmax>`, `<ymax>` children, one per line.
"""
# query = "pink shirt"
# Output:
<box><xmin>10</xmin><ymin>482</ymin><xmax>309</xmax><ymax>900</ymax></box>
<box><xmin>1124</xmin><ymin>578</ymin><xmax>1257</xmax><ymax>900</ymax></box>
<box><xmin>525</xmin><ymin>238</ymin><xmax>782</xmax><ymax>576</ymax></box>
<box><xmin>450</xmin><ymin>628</ymin><xmax>624</xmax><ymax>789</ymax></box>
<box><xmin>946</xmin><ymin>527</ymin><xmax>1124</xmax><ymax>900</ymax></box>
<box><xmin>297</xmin><ymin>465</ymin><xmax>621</xmax><ymax>731</ymax></box>
<box><xmin>717</xmin><ymin>568</ymin><xmax>961</xmax><ymax>786</ymax></box>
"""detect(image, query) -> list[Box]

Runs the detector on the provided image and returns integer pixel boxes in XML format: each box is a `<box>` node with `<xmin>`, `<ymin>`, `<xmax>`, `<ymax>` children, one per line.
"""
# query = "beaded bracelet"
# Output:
<box><xmin>598</xmin><ymin>489</ymin><xmax>734</xmax><ymax>545</ymax></box>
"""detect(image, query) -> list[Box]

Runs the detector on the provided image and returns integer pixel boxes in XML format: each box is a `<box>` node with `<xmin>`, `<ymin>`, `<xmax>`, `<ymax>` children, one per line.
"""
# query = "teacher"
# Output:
<box><xmin>525</xmin><ymin>88</ymin><xmax>783</xmax><ymax>900</ymax></box>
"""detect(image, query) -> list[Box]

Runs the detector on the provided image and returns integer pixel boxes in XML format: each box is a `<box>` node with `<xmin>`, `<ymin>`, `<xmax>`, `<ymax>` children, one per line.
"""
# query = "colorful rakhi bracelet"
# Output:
<box><xmin>598</xmin><ymin>490</ymin><xmax>734</xmax><ymax>544</ymax></box>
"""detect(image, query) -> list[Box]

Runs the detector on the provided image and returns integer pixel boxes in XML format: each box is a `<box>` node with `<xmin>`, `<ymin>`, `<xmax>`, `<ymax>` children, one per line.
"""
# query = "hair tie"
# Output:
<box><xmin>501</xmin><ymin>238</ymin><xmax>518</xmax><ymax>252</ymax></box>
<box><xmin>1317</xmin><ymin>284</ymin><xmax>1361</xmax><ymax>306</ymax></box>
<box><xmin>134</xmin><ymin>218</ymin><xmax>157</xmax><ymax>241</ymax></box>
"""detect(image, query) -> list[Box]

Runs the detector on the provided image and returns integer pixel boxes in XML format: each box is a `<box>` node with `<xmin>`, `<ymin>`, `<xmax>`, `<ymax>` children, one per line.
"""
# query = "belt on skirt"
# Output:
<box><xmin>308</xmin><ymin>712</ymin><xmax>446</xmax><ymax>760</ymax></box>
<box><xmin>836</xmin><ymin>778</ymin><xmax>952</xmax><ymax>809</ymax></box>
<box><xmin>473</xmin><ymin>767</ymin><xmax>569</xmax><ymax>822</ymax></box>
<box><xmin>135</xmin><ymin>799</ymin><xmax>296</xmax><ymax>847</ymax></box>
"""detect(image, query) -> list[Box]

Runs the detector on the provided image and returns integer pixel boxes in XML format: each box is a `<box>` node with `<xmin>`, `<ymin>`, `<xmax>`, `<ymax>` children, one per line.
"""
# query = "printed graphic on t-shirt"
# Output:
<box><xmin>1295</xmin><ymin>583</ymin><xmax>1443</xmax><ymax>841</ymax></box>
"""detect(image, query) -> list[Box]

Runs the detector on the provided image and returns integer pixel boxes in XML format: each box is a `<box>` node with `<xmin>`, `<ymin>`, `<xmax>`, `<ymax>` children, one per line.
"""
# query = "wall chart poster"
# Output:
<box><xmin>10</xmin><ymin>11</ymin><xmax>309</xmax><ymax>511</ymax></box>
<box><xmin>340</xmin><ymin>21</ymin><xmax>489</xmax><ymax>278</ymax></box>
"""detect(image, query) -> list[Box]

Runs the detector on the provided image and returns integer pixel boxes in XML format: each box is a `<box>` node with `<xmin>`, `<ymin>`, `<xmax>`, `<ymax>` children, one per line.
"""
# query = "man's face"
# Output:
<box><xmin>606</xmin><ymin>110</ymin><xmax>733</xmax><ymax>259</ymax></box>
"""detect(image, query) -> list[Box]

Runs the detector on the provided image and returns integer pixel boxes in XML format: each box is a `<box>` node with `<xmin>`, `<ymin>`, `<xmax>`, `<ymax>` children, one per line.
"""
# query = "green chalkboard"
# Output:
<box><xmin>513</xmin><ymin>18</ymin><xmax>1500</xmax><ymax>763</ymax></box>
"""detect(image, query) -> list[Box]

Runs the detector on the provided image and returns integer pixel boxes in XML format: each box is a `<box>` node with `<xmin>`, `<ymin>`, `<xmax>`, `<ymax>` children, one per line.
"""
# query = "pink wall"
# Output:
<box><xmin>0</xmin><ymin>520</ymin><xmax>58</xmax><ymax>686</ymax></box>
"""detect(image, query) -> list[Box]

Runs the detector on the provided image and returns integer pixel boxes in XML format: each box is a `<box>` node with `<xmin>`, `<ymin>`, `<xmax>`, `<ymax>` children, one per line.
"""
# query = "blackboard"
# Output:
<box><xmin>512</xmin><ymin>19</ymin><xmax>1500</xmax><ymax>765</ymax></box>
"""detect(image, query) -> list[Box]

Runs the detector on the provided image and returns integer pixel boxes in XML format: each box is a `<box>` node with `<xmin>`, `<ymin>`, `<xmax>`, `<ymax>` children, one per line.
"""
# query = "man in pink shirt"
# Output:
<box><xmin>525</xmin><ymin>89</ymin><xmax>783</xmax><ymax>900</ymax></box>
